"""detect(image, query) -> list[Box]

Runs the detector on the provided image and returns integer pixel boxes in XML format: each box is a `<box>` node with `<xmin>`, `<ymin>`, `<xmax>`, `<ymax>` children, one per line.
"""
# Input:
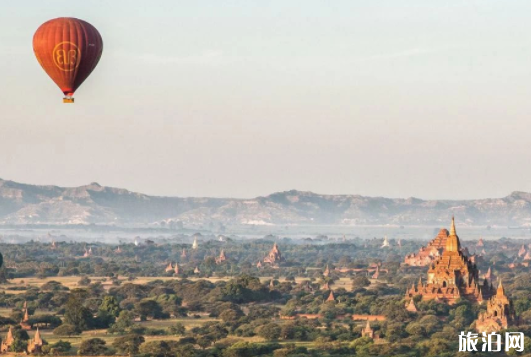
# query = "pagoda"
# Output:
<box><xmin>1</xmin><ymin>327</ymin><xmax>14</xmax><ymax>352</ymax></box>
<box><xmin>362</xmin><ymin>320</ymin><xmax>374</xmax><ymax>339</ymax></box>
<box><xmin>174</xmin><ymin>263</ymin><xmax>180</xmax><ymax>275</ymax></box>
<box><xmin>83</xmin><ymin>246</ymin><xmax>93</xmax><ymax>257</ymax></box>
<box><xmin>477</xmin><ymin>238</ymin><xmax>484</xmax><ymax>247</ymax></box>
<box><xmin>323</xmin><ymin>264</ymin><xmax>330</xmax><ymax>277</ymax></box>
<box><xmin>381</xmin><ymin>236</ymin><xmax>390</xmax><ymax>248</ymax></box>
<box><xmin>326</xmin><ymin>290</ymin><xmax>336</xmax><ymax>302</ymax></box>
<box><xmin>181</xmin><ymin>248</ymin><xmax>187</xmax><ymax>258</ymax></box>
<box><xmin>263</xmin><ymin>243</ymin><xmax>283</xmax><ymax>264</ymax></box>
<box><xmin>405</xmin><ymin>299</ymin><xmax>418</xmax><ymax>312</ymax></box>
<box><xmin>404</xmin><ymin>228</ymin><xmax>449</xmax><ymax>266</ymax></box>
<box><xmin>371</xmin><ymin>265</ymin><xmax>380</xmax><ymax>280</ymax></box>
<box><xmin>192</xmin><ymin>238</ymin><xmax>198</xmax><ymax>250</ymax></box>
<box><xmin>405</xmin><ymin>217</ymin><xmax>494</xmax><ymax>305</ymax></box>
<box><xmin>475</xmin><ymin>280</ymin><xmax>517</xmax><ymax>333</ymax></box>
<box><xmin>484</xmin><ymin>267</ymin><xmax>496</xmax><ymax>284</ymax></box>
<box><xmin>165</xmin><ymin>262</ymin><xmax>174</xmax><ymax>273</ymax></box>
<box><xmin>27</xmin><ymin>328</ymin><xmax>43</xmax><ymax>354</ymax></box>
<box><xmin>215</xmin><ymin>249</ymin><xmax>227</xmax><ymax>264</ymax></box>
<box><xmin>20</xmin><ymin>302</ymin><xmax>31</xmax><ymax>330</ymax></box>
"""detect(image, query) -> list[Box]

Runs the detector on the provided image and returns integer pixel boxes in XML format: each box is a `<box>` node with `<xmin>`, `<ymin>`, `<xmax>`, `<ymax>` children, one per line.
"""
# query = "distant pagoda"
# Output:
<box><xmin>83</xmin><ymin>246</ymin><xmax>93</xmax><ymax>257</ymax></box>
<box><xmin>165</xmin><ymin>262</ymin><xmax>174</xmax><ymax>273</ymax></box>
<box><xmin>405</xmin><ymin>299</ymin><xmax>418</xmax><ymax>312</ymax></box>
<box><xmin>362</xmin><ymin>320</ymin><xmax>374</xmax><ymax>339</ymax></box>
<box><xmin>371</xmin><ymin>265</ymin><xmax>380</xmax><ymax>279</ymax></box>
<box><xmin>215</xmin><ymin>250</ymin><xmax>227</xmax><ymax>264</ymax></box>
<box><xmin>381</xmin><ymin>236</ymin><xmax>390</xmax><ymax>248</ymax></box>
<box><xmin>323</xmin><ymin>264</ymin><xmax>330</xmax><ymax>277</ymax></box>
<box><xmin>484</xmin><ymin>267</ymin><xmax>496</xmax><ymax>284</ymax></box>
<box><xmin>326</xmin><ymin>290</ymin><xmax>336</xmax><ymax>303</ymax></box>
<box><xmin>405</xmin><ymin>217</ymin><xmax>494</xmax><ymax>305</ymax></box>
<box><xmin>264</xmin><ymin>243</ymin><xmax>283</xmax><ymax>264</ymax></box>
<box><xmin>20</xmin><ymin>302</ymin><xmax>31</xmax><ymax>330</ymax></box>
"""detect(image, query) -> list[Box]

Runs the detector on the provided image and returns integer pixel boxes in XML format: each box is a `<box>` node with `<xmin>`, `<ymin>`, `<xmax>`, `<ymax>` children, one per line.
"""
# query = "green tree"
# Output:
<box><xmin>352</xmin><ymin>276</ymin><xmax>371</xmax><ymax>289</ymax></box>
<box><xmin>47</xmin><ymin>340</ymin><xmax>72</xmax><ymax>355</ymax></box>
<box><xmin>64</xmin><ymin>289</ymin><xmax>93</xmax><ymax>332</ymax></box>
<box><xmin>53</xmin><ymin>324</ymin><xmax>80</xmax><ymax>336</ymax></box>
<box><xmin>10</xmin><ymin>339</ymin><xmax>27</xmax><ymax>353</ymax></box>
<box><xmin>139</xmin><ymin>340</ymin><xmax>194</xmax><ymax>357</ymax></box>
<box><xmin>169</xmin><ymin>322</ymin><xmax>186</xmax><ymax>335</ymax></box>
<box><xmin>96</xmin><ymin>295</ymin><xmax>121</xmax><ymax>328</ymax></box>
<box><xmin>99</xmin><ymin>295</ymin><xmax>121</xmax><ymax>318</ymax></box>
<box><xmin>257</xmin><ymin>323</ymin><xmax>281</xmax><ymax>341</ymax></box>
<box><xmin>78</xmin><ymin>338</ymin><xmax>111</xmax><ymax>356</ymax></box>
<box><xmin>135</xmin><ymin>299</ymin><xmax>164</xmax><ymax>321</ymax></box>
<box><xmin>108</xmin><ymin>310</ymin><xmax>135</xmax><ymax>334</ymax></box>
<box><xmin>112</xmin><ymin>334</ymin><xmax>145</xmax><ymax>356</ymax></box>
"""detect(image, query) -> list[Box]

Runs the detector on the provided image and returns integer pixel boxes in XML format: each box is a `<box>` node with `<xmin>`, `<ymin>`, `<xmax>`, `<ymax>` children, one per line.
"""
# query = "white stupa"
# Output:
<box><xmin>381</xmin><ymin>236</ymin><xmax>390</xmax><ymax>248</ymax></box>
<box><xmin>192</xmin><ymin>237</ymin><xmax>198</xmax><ymax>250</ymax></box>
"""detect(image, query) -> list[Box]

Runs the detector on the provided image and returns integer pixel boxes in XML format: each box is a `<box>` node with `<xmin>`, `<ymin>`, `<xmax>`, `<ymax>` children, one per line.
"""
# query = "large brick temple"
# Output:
<box><xmin>406</xmin><ymin>217</ymin><xmax>494</xmax><ymax>304</ymax></box>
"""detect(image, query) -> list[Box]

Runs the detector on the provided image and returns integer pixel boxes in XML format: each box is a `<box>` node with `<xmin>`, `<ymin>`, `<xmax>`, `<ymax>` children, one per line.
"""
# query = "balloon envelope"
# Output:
<box><xmin>33</xmin><ymin>17</ymin><xmax>103</xmax><ymax>102</ymax></box>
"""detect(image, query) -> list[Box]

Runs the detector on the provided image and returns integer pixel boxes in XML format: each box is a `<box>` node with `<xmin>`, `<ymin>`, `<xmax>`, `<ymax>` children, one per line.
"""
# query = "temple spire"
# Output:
<box><xmin>497</xmin><ymin>279</ymin><xmax>505</xmax><ymax>298</ymax></box>
<box><xmin>450</xmin><ymin>216</ymin><xmax>456</xmax><ymax>236</ymax></box>
<box><xmin>446</xmin><ymin>216</ymin><xmax>461</xmax><ymax>252</ymax></box>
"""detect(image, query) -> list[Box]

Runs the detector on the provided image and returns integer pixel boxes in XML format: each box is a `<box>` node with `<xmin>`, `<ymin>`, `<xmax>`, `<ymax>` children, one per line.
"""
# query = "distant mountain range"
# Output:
<box><xmin>0</xmin><ymin>178</ymin><xmax>530</xmax><ymax>227</ymax></box>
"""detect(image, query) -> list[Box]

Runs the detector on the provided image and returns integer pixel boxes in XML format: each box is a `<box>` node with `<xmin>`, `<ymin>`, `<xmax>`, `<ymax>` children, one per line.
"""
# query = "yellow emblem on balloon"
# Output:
<box><xmin>53</xmin><ymin>42</ymin><xmax>81</xmax><ymax>72</ymax></box>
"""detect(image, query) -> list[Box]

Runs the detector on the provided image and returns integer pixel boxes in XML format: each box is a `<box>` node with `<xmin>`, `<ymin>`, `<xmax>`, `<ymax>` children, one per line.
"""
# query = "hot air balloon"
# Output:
<box><xmin>33</xmin><ymin>18</ymin><xmax>103</xmax><ymax>103</ymax></box>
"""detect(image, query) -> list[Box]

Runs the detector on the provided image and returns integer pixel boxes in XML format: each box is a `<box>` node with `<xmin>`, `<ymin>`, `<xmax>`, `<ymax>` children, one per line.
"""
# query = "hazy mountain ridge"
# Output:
<box><xmin>0</xmin><ymin>179</ymin><xmax>530</xmax><ymax>226</ymax></box>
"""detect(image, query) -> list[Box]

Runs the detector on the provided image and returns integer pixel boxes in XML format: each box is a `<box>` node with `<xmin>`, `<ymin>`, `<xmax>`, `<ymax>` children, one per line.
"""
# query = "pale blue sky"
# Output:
<box><xmin>1</xmin><ymin>1</ymin><xmax>531</xmax><ymax>199</ymax></box>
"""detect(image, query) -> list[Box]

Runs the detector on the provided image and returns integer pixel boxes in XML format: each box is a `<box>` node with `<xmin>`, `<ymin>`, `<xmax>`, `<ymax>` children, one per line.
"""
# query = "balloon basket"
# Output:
<box><xmin>63</xmin><ymin>98</ymin><xmax>75</xmax><ymax>104</ymax></box>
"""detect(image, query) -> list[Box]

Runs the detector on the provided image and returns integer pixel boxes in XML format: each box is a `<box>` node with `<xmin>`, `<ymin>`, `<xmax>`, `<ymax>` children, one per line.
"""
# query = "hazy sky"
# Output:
<box><xmin>1</xmin><ymin>1</ymin><xmax>531</xmax><ymax>199</ymax></box>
